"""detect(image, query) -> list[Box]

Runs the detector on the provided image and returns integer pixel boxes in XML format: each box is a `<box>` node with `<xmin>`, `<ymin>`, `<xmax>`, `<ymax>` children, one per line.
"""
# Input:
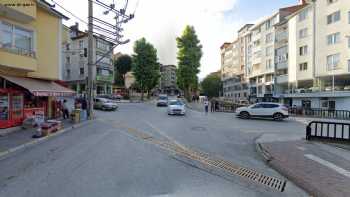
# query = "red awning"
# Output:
<box><xmin>1</xmin><ymin>75</ymin><xmax>76</xmax><ymax>97</ymax></box>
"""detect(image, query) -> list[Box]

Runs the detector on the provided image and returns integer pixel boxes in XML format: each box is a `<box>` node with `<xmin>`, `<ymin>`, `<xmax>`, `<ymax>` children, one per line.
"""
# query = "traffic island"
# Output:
<box><xmin>256</xmin><ymin>138</ymin><xmax>350</xmax><ymax>197</ymax></box>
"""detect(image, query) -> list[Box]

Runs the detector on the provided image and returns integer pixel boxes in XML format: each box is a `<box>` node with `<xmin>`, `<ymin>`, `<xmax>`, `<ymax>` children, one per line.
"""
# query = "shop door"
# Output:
<box><xmin>0</xmin><ymin>93</ymin><xmax>9</xmax><ymax>128</ymax></box>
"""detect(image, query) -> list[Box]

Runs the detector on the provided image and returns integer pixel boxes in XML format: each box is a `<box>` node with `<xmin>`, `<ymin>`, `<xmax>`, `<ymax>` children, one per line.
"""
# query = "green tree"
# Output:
<box><xmin>132</xmin><ymin>38</ymin><xmax>160</xmax><ymax>101</ymax></box>
<box><xmin>176</xmin><ymin>25</ymin><xmax>202</xmax><ymax>101</ymax></box>
<box><xmin>114</xmin><ymin>54</ymin><xmax>132</xmax><ymax>86</ymax></box>
<box><xmin>200</xmin><ymin>72</ymin><xmax>222</xmax><ymax>98</ymax></box>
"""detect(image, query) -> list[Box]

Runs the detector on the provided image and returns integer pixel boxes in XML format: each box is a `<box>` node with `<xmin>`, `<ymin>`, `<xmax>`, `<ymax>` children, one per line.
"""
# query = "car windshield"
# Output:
<box><xmin>169</xmin><ymin>100</ymin><xmax>183</xmax><ymax>106</ymax></box>
<box><xmin>3</xmin><ymin>1</ymin><xmax>345</xmax><ymax>197</ymax></box>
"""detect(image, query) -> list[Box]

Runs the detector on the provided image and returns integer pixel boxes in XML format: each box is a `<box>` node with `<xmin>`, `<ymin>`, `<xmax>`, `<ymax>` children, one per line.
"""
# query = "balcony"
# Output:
<box><xmin>0</xmin><ymin>47</ymin><xmax>37</xmax><ymax>72</ymax></box>
<box><xmin>276</xmin><ymin>75</ymin><xmax>288</xmax><ymax>84</ymax></box>
<box><xmin>96</xmin><ymin>74</ymin><xmax>113</xmax><ymax>82</ymax></box>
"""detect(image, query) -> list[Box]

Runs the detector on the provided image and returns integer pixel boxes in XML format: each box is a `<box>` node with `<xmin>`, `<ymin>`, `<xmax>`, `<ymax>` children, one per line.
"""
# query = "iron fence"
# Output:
<box><xmin>306</xmin><ymin>121</ymin><xmax>350</xmax><ymax>142</ymax></box>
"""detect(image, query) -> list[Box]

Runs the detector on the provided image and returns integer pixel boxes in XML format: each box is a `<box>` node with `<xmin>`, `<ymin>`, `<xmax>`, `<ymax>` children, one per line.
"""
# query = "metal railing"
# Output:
<box><xmin>289</xmin><ymin>108</ymin><xmax>350</xmax><ymax>120</ymax></box>
<box><xmin>306</xmin><ymin>121</ymin><xmax>350</xmax><ymax>142</ymax></box>
<box><xmin>214</xmin><ymin>102</ymin><xmax>245</xmax><ymax>113</ymax></box>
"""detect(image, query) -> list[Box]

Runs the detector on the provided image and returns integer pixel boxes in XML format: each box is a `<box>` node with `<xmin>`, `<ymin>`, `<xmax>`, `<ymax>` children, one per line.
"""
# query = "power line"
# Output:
<box><xmin>51</xmin><ymin>0</ymin><xmax>88</xmax><ymax>25</ymax></box>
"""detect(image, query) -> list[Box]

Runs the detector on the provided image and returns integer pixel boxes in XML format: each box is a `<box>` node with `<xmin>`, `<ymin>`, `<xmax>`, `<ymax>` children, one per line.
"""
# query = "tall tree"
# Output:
<box><xmin>114</xmin><ymin>54</ymin><xmax>132</xmax><ymax>86</ymax></box>
<box><xmin>176</xmin><ymin>25</ymin><xmax>202</xmax><ymax>101</ymax></box>
<box><xmin>200</xmin><ymin>71</ymin><xmax>222</xmax><ymax>98</ymax></box>
<box><xmin>132</xmin><ymin>38</ymin><xmax>160</xmax><ymax>101</ymax></box>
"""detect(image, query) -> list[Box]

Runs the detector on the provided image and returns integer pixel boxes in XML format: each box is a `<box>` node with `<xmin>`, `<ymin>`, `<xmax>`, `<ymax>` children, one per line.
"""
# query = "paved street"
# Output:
<box><xmin>0</xmin><ymin>102</ymin><xmax>308</xmax><ymax>197</ymax></box>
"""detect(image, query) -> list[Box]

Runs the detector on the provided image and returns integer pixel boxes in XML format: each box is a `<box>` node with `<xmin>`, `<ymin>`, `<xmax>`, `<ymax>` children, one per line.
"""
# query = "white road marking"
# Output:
<box><xmin>296</xmin><ymin>146</ymin><xmax>306</xmax><ymax>151</ymax></box>
<box><xmin>304</xmin><ymin>154</ymin><xmax>350</xmax><ymax>178</ymax></box>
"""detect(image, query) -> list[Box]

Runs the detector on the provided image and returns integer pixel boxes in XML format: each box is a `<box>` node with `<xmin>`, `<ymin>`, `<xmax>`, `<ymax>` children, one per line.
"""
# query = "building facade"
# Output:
<box><xmin>280</xmin><ymin>0</ymin><xmax>350</xmax><ymax>110</ymax></box>
<box><xmin>160</xmin><ymin>64</ymin><xmax>178</xmax><ymax>95</ymax></box>
<box><xmin>0</xmin><ymin>0</ymin><xmax>74</xmax><ymax>128</ymax></box>
<box><xmin>220</xmin><ymin>0</ymin><xmax>350</xmax><ymax>110</ymax></box>
<box><xmin>62</xmin><ymin>23</ymin><xmax>114</xmax><ymax>96</ymax></box>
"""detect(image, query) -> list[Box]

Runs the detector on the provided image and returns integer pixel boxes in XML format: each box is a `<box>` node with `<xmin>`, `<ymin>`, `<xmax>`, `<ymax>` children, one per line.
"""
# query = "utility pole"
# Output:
<box><xmin>87</xmin><ymin>0</ymin><xmax>94</xmax><ymax>119</ymax></box>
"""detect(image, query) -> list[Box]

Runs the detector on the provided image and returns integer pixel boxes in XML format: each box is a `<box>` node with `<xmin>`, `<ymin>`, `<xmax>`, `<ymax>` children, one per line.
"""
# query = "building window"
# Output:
<box><xmin>66</xmin><ymin>69</ymin><xmax>71</xmax><ymax>78</ymax></box>
<box><xmin>327</xmin><ymin>0</ymin><xmax>338</xmax><ymax>4</ymax></box>
<box><xmin>299</xmin><ymin>62</ymin><xmax>308</xmax><ymax>71</ymax></box>
<box><xmin>66</xmin><ymin>57</ymin><xmax>70</xmax><ymax>64</ymax></box>
<box><xmin>265</xmin><ymin>20</ymin><xmax>272</xmax><ymax>30</ymax></box>
<box><xmin>66</xmin><ymin>44</ymin><xmax>70</xmax><ymax>51</ymax></box>
<box><xmin>327</xmin><ymin>53</ymin><xmax>340</xmax><ymax>70</ymax></box>
<box><xmin>327</xmin><ymin>32</ymin><xmax>341</xmax><ymax>45</ymax></box>
<box><xmin>299</xmin><ymin>45</ymin><xmax>308</xmax><ymax>56</ymax></box>
<box><xmin>265</xmin><ymin>33</ymin><xmax>273</xmax><ymax>43</ymax></box>
<box><xmin>266</xmin><ymin>46</ymin><xmax>273</xmax><ymax>56</ymax></box>
<box><xmin>327</xmin><ymin>11</ymin><xmax>341</xmax><ymax>24</ymax></box>
<box><xmin>348</xmin><ymin>11</ymin><xmax>350</xmax><ymax>24</ymax></box>
<box><xmin>348</xmin><ymin>37</ymin><xmax>350</xmax><ymax>48</ymax></box>
<box><xmin>96</xmin><ymin>39</ymin><xmax>110</xmax><ymax>51</ymax></box>
<box><xmin>0</xmin><ymin>21</ymin><xmax>34</xmax><ymax>55</ymax></box>
<box><xmin>80</xmin><ymin>67</ymin><xmax>84</xmax><ymax>75</ymax></box>
<box><xmin>348</xmin><ymin>60</ymin><xmax>350</xmax><ymax>72</ymax></box>
<box><xmin>266</xmin><ymin>59</ymin><xmax>272</xmax><ymax>69</ymax></box>
<box><xmin>298</xmin><ymin>9</ymin><xmax>308</xmax><ymax>21</ymax></box>
<box><xmin>79</xmin><ymin>40</ymin><xmax>84</xmax><ymax>49</ymax></box>
<box><xmin>299</xmin><ymin>28</ymin><xmax>308</xmax><ymax>38</ymax></box>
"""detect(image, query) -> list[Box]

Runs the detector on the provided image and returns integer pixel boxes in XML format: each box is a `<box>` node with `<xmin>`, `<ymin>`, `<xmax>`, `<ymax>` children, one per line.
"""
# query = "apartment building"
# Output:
<box><xmin>280</xmin><ymin>0</ymin><xmax>350</xmax><ymax>110</ymax></box>
<box><xmin>160</xmin><ymin>64</ymin><xmax>178</xmax><ymax>95</ymax></box>
<box><xmin>220</xmin><ymin>26</ymin><xmax>251</xmax><ymax>103</ymax></box>
<box><xmin>0</xmin><ymin>0</ymin><xmax>74</xmax><ymax>128</ymax></box>
<box><xmin>62</xmin><ymin>23</ymin><xmax>114</xmax><ymax>95</ymax></box>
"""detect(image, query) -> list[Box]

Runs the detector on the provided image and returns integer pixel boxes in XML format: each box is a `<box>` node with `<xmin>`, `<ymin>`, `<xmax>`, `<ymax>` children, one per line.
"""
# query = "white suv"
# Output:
<box><xmin>236</xmin><ymin>102</ymin><xmax>289</xmax><ymax>121</ymax></box>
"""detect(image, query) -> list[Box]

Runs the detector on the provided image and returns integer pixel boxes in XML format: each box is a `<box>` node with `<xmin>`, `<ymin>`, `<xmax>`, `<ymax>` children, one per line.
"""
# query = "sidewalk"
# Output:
<box><xmin>256</xmin><ymin>132</ymin><xmax>350</xmax><ymax>197</ymax></box>
<box><xmin>183</xmin><ymin>100</ymin><xmax>205</xmax><ymax>112</ymax></box>
<box><xmin>0</xmin><ymin>119</ymin><xmax>90</xmax><ymax>159</ymax></box>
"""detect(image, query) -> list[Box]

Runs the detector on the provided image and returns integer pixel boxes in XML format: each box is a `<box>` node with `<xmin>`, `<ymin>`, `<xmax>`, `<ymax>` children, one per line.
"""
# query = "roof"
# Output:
<box><xmin>37</xmin><ymin>0</ymin><xmax>69</xmax><ymax>20</ymax></box>
<box><xmin>285</xmin><ymin>3</ymin><xmax>312</xmax><ymax>20</ymax></box>
<box><xmin>238</xmin><ymin>24</ymin><xmax>254</xmax><ymax>33</ymax></box>
<box><xmin>1</xmin><ymin>75</ymin><xmax>75</xmax><ymax>97</ymax></box>
<box><xmin>220</xmin><ymin>42</ymin><xmax>232</xmax><ymax>49</ymax></box>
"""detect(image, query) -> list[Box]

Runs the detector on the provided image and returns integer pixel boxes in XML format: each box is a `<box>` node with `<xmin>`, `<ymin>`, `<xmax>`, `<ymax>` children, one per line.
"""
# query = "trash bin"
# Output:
<box><xmin>73</xmin><ymin>109</ymin><xmax>81</xmax><ymax>124</ymax></box>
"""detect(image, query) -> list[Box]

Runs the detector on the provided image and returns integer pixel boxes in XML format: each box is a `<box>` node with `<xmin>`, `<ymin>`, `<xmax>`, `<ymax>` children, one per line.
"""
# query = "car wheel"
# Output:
<box><xmin>273</xmin><ymin>113</ymin><xmax>284</xmax><ymax>121</ymax></box>
<box><xmin>240</xmin><ymin>111</ymin><xmax>250</xmax><ymax>119</ymax></box>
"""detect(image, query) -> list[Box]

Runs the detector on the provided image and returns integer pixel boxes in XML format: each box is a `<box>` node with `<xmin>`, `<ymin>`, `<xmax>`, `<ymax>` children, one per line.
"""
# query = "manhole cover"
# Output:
<box><xmin>191</xmin><ymin>126</ymin><xmax>207</xmax><ymax>131</ymax></box>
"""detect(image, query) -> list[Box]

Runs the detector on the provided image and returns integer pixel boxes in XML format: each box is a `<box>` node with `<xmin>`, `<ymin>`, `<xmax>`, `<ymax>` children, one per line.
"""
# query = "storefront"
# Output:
<box><xmin>0</xmin><ymin>75</ymin><xmax>75</xmax><ymax>129</ymax></box>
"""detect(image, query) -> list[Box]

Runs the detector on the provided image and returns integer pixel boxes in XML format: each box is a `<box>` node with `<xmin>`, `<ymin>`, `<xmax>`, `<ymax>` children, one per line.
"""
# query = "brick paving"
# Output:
<box><xmin>260</xmin><ymin>140</ymin><xmax>350</xmax><ymax>197</ymax></box>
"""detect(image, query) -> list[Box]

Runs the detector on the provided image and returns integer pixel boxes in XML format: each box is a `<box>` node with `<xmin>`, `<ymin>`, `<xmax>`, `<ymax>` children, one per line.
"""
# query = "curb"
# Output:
<box><xmin>0</xmin><ymin>120</ymin><xmax>93</xmax><ymax>161</ymax></box>
<box><xmin>255</xmin><ymin>142</ymin><xmax>273</xmax><ymax>162</ymax></box>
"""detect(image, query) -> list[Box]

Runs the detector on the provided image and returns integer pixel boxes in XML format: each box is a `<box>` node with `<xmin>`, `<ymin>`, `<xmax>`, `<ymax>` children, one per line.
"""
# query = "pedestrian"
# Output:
<box><xmin>63</xmin><ymin>99</ymin><xmax>69</xmax><ymax>119</ymax></box>
<box><xmin>204</xmin><ymin>99</ymin><xmax>209</xmax><ymax>114</ymax></box>
<box><xmin>81</xmin><ymin>96</ymin><xmax>88</xmax><ymax>121</ymax></box>
<box><xmin>210</xmin><ymin>99</ymin><xmax>215</xmax><ymax>112</ymax></box>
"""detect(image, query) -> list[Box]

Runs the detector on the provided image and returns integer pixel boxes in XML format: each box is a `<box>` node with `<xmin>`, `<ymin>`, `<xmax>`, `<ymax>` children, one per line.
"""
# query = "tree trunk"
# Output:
<box><xmin>141</xmin><ymin>89</ymin><xmax>144</xmax><ymax>101</ymax></box>
<box><xmin>184</xmin><ymin>87</ymin><xmax>191</xmax><ymax>102</ymax></box>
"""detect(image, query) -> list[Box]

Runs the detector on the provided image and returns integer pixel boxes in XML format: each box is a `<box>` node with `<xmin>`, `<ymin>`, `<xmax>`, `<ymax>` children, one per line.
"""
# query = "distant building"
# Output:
<box><xmin>62</xmin><ymin>23</ymin><xmax>114</xmax><ymax>95</ymax></box>
<box><xmin>160</xmin><ymin>64</ymin><xmax>178</xmax><ymax>95</ymax></box>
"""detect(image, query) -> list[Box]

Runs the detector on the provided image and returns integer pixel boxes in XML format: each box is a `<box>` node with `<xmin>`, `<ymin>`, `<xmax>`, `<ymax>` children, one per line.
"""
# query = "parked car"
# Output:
<box><xmin>235</xmin><ymin>102</ymin><xmax>289</xmax><ymax>121</ymax></box>
<box><xmin>344</xmin><ymin>85</ymin><xmax>350</xmax><ymax>91</ymax></box>
<box><xmin>167</xmin><ymin>100</ymin><xmax>186</xmax><ymax>115</ymax></box>
<box><xmin>94</xmin><ymin>98</ymin><xmax>118</xmax><ymax>111</ymax></box>
<box><xmin>157</xmin><ymin>94</ymin><xmax>168</xmax><ymax>107</ymax></box>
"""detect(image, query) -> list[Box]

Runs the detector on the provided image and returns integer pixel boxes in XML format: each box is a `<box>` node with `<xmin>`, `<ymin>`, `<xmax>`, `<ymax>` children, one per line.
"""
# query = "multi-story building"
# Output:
<box><xmin>221</xmin><ymin>35</ymin><xmax>250</xmax><ymax>103</ymax></box>
<box><xmin>0</xmin><ymin>0</ymin><xmax>74</xmax><ymax>128</ymax></box>
<box><xmin>62</xmin><ymin>23</ymin><xmax>114</xmax><ymax>95</ymax></box>
<box><xmin>160</xmin><ymin>64</ymin><xmax>178</xmax><ymax>95</ymax></box>
<box><xmin>281</xmin><ymin>0</ymin><xmax>350</xmax><ymax>110</ymax></box>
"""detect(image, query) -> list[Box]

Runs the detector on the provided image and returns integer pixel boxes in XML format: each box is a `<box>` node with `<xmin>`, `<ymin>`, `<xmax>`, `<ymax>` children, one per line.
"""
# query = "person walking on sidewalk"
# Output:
<box><xmin>204</xmin><ymin>99</ymin><xmax>209</xmax><ymax>114</ymax></box>
<box><xmin>210</xmin><ymin>99</ymin><xmax>215</xmax><ymax>112</ymax></box>
<box><xmin>63</xmin><ymin>100</ymin><xmax>69</xmax><ymax>119</ymax></box>
<box><xmin>81</xmin><ymin>96</ymin><xmax>87</xmax><ymax>121</ymax></box>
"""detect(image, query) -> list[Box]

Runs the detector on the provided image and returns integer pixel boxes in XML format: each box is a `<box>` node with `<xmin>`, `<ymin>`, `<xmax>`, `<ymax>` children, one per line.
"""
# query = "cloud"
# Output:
<box><xmin>119</xmin><ymin>0</ymin><xmax>241</xmax><ymax>78</ymax></box>
<box><xmin>57</xmin><ymin>0</ymin><xmax>241</xmax><ymax>78</ymax></box>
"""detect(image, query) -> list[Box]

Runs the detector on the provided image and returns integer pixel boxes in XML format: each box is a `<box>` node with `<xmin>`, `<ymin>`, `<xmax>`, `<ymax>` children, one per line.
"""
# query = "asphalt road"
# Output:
<box><xmin>0</xmin><ymin>102</ymin><xmax>308</xmax><ymax>197</ymax></box>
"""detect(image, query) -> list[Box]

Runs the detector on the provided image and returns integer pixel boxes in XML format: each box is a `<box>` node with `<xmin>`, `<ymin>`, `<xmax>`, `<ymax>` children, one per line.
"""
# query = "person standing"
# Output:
<box><xmin>81</xmin><ymin>96</ymin><xmax>88</xmax><ymax>121</ymax></box>
<box><xmin>204</xmin><ymin>99</ymin><xmax>209</xmax><ymax>114</ymax></box>
<box><xmin>63</xmin><ymin>100</ymin><xmax>69</xmax><ymax>119</ymax></box>
<box><xmin>210</xmin><ymin>99</ymin><xmax>215</xmax><ymax>112</ymax></box>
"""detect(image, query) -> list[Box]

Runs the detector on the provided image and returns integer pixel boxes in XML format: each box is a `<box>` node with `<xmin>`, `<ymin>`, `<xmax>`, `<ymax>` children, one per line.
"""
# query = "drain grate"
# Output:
<box><xmin>106</xmin><ymin>120</ymin><xmax>287</xmax><ymax>192</ymax></box>
<box><xmin>160</xmin><ymin>142</ymin><xmax>287</xmax><ymax>192</ymax></box>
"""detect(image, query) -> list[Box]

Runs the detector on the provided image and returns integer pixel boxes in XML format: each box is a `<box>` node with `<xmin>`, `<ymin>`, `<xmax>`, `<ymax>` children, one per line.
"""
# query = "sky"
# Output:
<box><xmin>53</xmin><ymin>0</ymin><xmax>300</xmax><ymax>78</ymax></box>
